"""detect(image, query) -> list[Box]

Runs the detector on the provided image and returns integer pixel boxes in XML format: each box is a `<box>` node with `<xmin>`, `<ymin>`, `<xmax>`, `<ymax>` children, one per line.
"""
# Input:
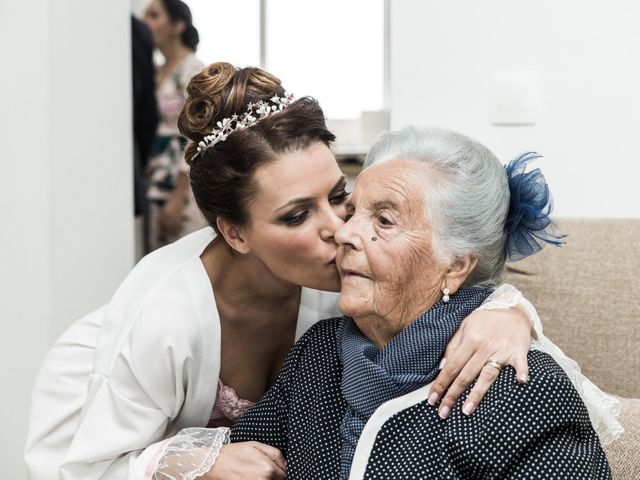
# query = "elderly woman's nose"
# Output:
<box><xmin>334</xmin><ymin>215</ymin><xmax>361</xmax><ymax>249</ymax></box>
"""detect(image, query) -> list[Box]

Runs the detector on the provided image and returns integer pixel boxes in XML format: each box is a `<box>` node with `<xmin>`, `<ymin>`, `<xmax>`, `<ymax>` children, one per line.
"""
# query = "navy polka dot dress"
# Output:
<box><xmin>231</xmin><ymin>318</ymin><xmax>611</xmax><ymax>479</ymax></box>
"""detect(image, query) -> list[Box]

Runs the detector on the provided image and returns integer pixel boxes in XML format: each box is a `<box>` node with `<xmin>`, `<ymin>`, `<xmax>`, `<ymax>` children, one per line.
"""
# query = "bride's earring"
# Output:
<box><xmin>442</xmin><ymin>287</ymin><xmax>450</xmax><ymax>303</ymax></box>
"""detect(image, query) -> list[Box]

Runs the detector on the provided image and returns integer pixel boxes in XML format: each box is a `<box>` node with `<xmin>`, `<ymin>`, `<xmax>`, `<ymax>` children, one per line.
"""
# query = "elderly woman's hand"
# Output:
<box><xmin>427</xmin><ymin>306</ymin><xmax>532</xmax><ymax>418</ymax></box>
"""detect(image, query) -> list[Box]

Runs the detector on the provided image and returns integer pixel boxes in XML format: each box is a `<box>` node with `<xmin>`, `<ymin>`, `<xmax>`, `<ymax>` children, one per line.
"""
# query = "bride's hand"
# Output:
<box><xmin>427</xmin><ymin>307</ymin><xmax>532</xmax><ymax>418</ymax></box>
<box><xmin>204</xmin><ymin>441</ymin><xmax>286</xmax><ymax>479</ymax></box>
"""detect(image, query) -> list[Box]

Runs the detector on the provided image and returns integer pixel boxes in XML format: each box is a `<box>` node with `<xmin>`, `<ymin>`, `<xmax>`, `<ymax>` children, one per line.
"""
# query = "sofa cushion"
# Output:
<box><xmin>505</xmin><ymin>218</ymin><xmax>640</xmax><ymax>398</ymax></box>
<box><xmin>603</xmin><ymin>397</ymin><xmax>640</xmax><ymax>479</ymax></box>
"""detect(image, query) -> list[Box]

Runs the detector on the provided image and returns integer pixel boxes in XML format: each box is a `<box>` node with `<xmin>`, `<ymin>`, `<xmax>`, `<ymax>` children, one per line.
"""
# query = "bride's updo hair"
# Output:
<box><xmin>178</xmin><ymin>62</ymin><xmax>335</xmax><ymax>233</ymax></box>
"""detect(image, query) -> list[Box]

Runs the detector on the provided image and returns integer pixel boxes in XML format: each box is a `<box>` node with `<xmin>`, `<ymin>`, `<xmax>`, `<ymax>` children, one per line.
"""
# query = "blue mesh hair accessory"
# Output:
<box><xmin>504</xmin><ymin>152</ymin><xmax>566</xmax><ymax>262</ymax></box>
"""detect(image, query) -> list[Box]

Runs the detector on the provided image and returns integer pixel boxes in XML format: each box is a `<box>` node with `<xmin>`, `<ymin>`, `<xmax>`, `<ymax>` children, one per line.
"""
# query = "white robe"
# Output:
<box><xmin>24</xmin><ymin>228</ymin><xmax>340</xmax><ymax>480</ymax></box>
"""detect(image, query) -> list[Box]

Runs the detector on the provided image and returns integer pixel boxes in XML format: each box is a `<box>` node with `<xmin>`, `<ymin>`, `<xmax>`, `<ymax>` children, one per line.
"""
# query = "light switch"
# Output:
<box><xmin>490</xmin><ymin>72</ymin><xmax>539</xmax><ymax>125</ymax></box>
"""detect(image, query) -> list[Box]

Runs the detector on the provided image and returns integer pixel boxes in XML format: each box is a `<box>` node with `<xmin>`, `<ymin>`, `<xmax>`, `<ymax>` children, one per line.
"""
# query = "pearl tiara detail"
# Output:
<box><xmin>194</xmin><ymin>92</ymin><xmax>295</xmax><ymax>159</ymax></box>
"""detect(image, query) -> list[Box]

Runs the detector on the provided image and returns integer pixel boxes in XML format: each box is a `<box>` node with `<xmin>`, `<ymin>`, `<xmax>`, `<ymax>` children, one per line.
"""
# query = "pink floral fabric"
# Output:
<box><xmin>208</xmin><ymin>380</ymin><xmax>255</xmax><ymax>428</ymax></box>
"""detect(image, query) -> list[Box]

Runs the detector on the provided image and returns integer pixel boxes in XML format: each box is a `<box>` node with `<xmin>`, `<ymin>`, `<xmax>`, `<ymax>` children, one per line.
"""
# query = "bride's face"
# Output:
<box><xmin>241</xmin><ymin>142</ymin><xmax>348</xmax><ymax>292</ymax></box>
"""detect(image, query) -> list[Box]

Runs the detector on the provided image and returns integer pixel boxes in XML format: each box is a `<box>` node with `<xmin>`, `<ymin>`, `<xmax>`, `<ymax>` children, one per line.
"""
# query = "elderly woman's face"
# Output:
<box><xmin>335</xmin><ymin>159</ymin><xmax>449</xmax><ymax>343</ymax></box>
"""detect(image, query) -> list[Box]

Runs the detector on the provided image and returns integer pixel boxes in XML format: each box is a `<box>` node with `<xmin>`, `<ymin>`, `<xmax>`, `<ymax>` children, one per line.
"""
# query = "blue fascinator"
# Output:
<box><xmin>504</xmin><ymin>152</ymin><xmax>566</xmax><ymax>262</ymax></box>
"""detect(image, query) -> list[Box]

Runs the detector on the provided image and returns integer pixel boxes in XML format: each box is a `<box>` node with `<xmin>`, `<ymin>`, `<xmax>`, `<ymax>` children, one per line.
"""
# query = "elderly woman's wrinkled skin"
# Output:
<box><xmin>336</xmin><ymin>159</ymin><xmax>477</xmax><ymax>348</ymax></box>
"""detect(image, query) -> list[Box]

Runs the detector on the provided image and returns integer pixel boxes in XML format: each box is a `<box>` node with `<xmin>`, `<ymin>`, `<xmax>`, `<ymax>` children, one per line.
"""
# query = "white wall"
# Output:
<box><xmin>0</xmin><ymin>1</ymin><xmax>134</xmax><ymax>478</ymax></box>
<box><xmin>132</xmin><ymin>0</ymin><xmax>149</xmax><ymax>18</ymax></box>
<box><xmin>390</xmin><ymin>0</ymin><xmax>640</xmax><ymax>218</ymax></box>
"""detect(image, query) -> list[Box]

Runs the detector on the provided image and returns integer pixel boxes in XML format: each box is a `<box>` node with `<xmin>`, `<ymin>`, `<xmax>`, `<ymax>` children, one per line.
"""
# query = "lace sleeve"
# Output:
<box><xmin>476</xmin><ymin>283</ymin><xmax>623</xmax><ymax>445</ymax></box>
<box><xmin>151</xmin><ymin>428</ymin><xmax>230</xmax><ymax>480</ymax></box>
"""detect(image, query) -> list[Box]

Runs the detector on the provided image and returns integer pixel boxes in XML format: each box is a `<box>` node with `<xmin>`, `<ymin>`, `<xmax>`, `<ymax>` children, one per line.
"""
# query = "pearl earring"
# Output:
<box><xmin>442</xmin><ymin>287</ymin><xmax>450</xmax><ymax>303</ymax></box>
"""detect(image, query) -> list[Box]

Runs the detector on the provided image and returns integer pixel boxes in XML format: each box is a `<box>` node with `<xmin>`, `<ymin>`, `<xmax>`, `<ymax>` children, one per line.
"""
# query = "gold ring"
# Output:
<box><xmin>485</xmin><ymin>355</ymin><xmax>502</xmax><ymax>370</ymax></box>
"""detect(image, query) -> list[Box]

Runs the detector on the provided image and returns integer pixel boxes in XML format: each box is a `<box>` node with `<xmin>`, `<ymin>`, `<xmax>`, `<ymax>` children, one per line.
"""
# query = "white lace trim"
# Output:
<box><xmin>151</xmin><ymin>427</ymin><xmax>230</xmax><ymax>480</ymax></box>
<box><xmin>478</xmin><ymin>284</ymin><xmax>624</xmax><ymax>445</ymax></box>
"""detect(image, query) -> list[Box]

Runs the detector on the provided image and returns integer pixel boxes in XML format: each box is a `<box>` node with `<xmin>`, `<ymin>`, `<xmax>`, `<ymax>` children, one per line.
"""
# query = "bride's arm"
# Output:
<box><xmin>428</xmin><ymin>284</ymin><xmax>534</xmax><ymax>418</ymax></box>
<box><xmin>426</xmin><ymin>284</ymin><xmax>623</xmax><ymax>445</ymax></box>
<box><xmin>149</xmin><ymin>429</ymin><xmax>286</xmax><ymax>480</ymax></box>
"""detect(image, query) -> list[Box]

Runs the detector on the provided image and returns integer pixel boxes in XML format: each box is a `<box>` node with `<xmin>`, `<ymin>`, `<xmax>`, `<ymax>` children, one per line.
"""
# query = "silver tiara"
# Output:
<box><xmin>195</xmin><ymin>92</ymin><xmax>295</xmax><ymax>158</ymax></box>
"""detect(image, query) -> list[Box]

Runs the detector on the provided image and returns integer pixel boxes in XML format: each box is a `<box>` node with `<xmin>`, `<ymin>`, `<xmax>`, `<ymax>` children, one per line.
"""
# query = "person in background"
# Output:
<box><xmin>143</xmin><ymin>0</ymin><xmax>206</xmax><ymax>251</ymax></box>
<box><xmin>131</xmin><ymin>15</ymin><xmax>158</xmax><ymax>257</ymax></box>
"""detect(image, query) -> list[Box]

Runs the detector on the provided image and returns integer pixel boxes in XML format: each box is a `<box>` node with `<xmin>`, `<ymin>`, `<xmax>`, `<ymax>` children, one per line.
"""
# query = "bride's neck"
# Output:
<box><xmin>201</xmin><ymin>237</ymin><xmax>301</xmax><ymax>314</ymax></box>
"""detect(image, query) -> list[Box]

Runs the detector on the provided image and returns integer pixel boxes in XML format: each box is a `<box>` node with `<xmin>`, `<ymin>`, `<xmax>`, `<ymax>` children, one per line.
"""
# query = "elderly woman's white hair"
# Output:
<box><xmin>364</xmin><ymin>126</ymin><xmax>509</xmax><ymax>287</ymax></box>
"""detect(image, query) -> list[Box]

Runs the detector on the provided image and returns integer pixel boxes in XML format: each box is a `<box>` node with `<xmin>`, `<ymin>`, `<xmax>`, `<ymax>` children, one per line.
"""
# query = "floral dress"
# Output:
<box><xmin>146</xmin><ymin>54</ymin><xmax>206</xmax><ymax>251</ymax></box>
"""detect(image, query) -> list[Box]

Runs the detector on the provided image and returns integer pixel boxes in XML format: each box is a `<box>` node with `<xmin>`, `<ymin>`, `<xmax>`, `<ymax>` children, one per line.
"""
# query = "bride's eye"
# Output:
<box><xmin>329</xmin><ymin>190</ymin><xmax>350</xmax><ymax>205</ymax></box>
<box><xmin>280</xmin><ymin>210</ymin><xmax>309</xmax><ymax>226</ymax></box>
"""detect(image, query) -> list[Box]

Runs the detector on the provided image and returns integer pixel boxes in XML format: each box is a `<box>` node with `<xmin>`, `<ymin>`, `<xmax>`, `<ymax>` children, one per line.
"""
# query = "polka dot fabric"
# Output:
<box><xmin>363</xmin><ymin>351</ymin><xmax>611</xmax><ymax>479</ymax></box>
<box><xmin>231</xmin><ymin>321</ymin><xmax>611</xmax><ymax>479</ymax></box>
<box><xmin>338</xmin><ymin>288</ymin><xmax>491</xmax><ymax>476</ymax></box>
<box><xmin>231</xmin><ymin>318</ymin><xmax>347</xmax><ymax>478</ymax></box>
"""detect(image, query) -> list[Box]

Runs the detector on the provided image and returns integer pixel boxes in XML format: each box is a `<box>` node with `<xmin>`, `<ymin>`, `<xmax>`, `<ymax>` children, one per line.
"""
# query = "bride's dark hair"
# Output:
<box><xmin>178</xmin><ymin>62</ymin><xmax>335</xmax><ymax>233</ymax></box>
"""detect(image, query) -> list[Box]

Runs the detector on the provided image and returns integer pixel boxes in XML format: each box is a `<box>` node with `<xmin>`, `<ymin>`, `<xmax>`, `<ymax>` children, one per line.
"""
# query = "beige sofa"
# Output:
<box><xmin>505</xmin><ymin>218</ymin><xmax>640</xmax><ymax>479</ymax></box>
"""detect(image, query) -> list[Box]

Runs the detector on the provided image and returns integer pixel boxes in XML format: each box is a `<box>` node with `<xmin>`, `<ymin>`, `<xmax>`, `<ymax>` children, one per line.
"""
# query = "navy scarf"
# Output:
<box><xmin>337</xmin><ymin>287</ymin><xmax>492</xmax><ymax>478</ymax></box>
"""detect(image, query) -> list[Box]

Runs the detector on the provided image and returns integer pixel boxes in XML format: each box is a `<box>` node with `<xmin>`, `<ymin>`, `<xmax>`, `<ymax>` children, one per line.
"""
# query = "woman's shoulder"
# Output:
<box><xmin>109</xmin><ymin>228</ymin><xmax>214</xmax><ymax>309</ymax></box>
<box><xmin>504</xmin><ymin>350</ymin><xmax>575</xmax><ymax>390</ymax></box>
<box><xmin>487</xmin><ymin>350</ymin><xmax>579</xmax><ymax>397</ymax></box>
<box><xmin>444</xmin><ymin>351</ymin><xmax>608</xmax><ymax>474</ymax></box>
<box><xmin>186</xmin><ymin>54</ymin><xmax>204</xmax><ymax>71</ymax></box>
<box><xmin>362</xmin><ymin>350</ymin><xmax>608</xmax><ymax>478</ymax></box>
<box><xmin>134</xmin><ymin>251</ymin><xmax>219</xmax><ymax>344</ymax></box>
<box><xmin>92</xmin><ymin>258</ymin><xmax>220</xmax><ymax>408</ymax></box>
<box><xmin>177</xmin><ymin>54</ymin><xmax>204</xmax><ymax>84</ymax></box>
<box><xmin>480</xmin><ymin>350</ymin><xmax>590</xmax><ymax>424</ymax></box>
<box><xmin>134</xmin><ymin>263</ymin><xmax>209</xmax><ymax>334</ymax></box>
<box><xmin>296</xmin><ymin>316</ymin><xmax>344</xmax><ymax>348</ymax></box>
<box><xmin>279</xmin><ymin>317</ymin><xmax>345</xmax><ymax>377</ymax></box>
<box><xmin>93</xmin><ymin>230</ymin><xmax>218</xmax><ymax>371</ymax></box>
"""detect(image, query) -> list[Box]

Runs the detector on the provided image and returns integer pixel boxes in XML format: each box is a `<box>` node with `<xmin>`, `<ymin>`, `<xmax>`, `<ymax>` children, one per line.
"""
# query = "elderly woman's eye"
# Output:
<box><xmin>378</xmin><ymin>215</ymin><xmax>393</xmax><ymax>226</ymax></box>
<box><xmin>344</xmin><ymin>204</ymin><xmax>356</xmax><ymax>221</ymax></box>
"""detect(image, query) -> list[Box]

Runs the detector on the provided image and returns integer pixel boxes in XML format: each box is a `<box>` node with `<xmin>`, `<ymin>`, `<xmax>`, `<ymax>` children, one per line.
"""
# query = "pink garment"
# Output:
<box><xmin>208</xmin><ymin>379</ymin><xmax>255</xmax><ymax>428</ymax></box>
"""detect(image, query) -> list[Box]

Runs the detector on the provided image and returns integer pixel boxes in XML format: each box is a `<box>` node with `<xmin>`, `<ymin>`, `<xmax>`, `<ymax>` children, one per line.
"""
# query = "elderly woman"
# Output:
<box><xmin>229</xmin><ymin>127</ymin><xmax>612</xmax><ymax>479</ymax></box>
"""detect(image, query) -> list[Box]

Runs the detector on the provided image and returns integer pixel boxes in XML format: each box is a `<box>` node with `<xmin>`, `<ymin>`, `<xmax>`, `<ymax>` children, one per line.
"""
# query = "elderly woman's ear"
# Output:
<box><xmin>441</xmin><ymin>254</ymin><xmax>479</xmax><ymax>295</ymax></box>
